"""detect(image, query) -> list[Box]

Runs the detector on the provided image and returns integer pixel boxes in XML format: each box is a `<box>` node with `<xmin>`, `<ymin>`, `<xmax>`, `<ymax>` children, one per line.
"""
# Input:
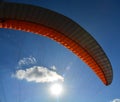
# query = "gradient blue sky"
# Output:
<box><xmin>0</xmin><ymin>0</ymin><xmax>120</xmax><ymax>102</ymax></box>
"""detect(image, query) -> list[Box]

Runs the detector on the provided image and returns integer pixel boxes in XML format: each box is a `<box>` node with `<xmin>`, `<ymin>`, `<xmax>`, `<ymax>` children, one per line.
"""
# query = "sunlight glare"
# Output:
<box><xmin>50</xmin><ymin>83</ymin><xmax>63</xmax><ymax>96</ymax></box>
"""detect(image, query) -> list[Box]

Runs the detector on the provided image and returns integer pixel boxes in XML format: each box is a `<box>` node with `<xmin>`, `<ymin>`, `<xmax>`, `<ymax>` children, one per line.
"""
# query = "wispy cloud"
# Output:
<box><xmin>18</xmin><ymin>56</ymin><xmax>37</xmax><ymax>67</ymax></box>
<box><xmin>111</xmin><ymin>99</ymin><xmax>120</xmax><ymax>102</ymax></box>
<box><xmin>63</xmin><ymin>62</ymin><xmax>73</xmax><ymax>77</ymax></box>
<box><xmin>12</xmin><ymin>66</ymin><xmax>64</xmax><ymax>83</ymax></box>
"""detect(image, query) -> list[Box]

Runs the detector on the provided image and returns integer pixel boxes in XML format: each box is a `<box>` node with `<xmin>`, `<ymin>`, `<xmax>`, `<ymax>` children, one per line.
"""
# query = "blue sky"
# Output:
<box><xmin>0</xmin><ymin>0</ymin><xmax>120</xmax><ymax>102</ymax></box>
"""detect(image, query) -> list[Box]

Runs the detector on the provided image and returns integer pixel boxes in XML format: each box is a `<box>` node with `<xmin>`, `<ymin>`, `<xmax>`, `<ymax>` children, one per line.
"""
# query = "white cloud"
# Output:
<box><xmin>12</xmin><ymin>66</ymin><xmax>64</xmax><ymax>83</ymax></box>
<box><xmin>18</xmin><ymin>56</ymin><xmax>37</xmax><ymax>67</ymax></box>
<box><xmin>111</xmin><ymin>99</ymin><xmax>120</xmax><ymax>102</ymax></box>
<box><xmin>50</xmin><ymin>65</ymin><xmax>56</xmax><ymax>71</ymax></box>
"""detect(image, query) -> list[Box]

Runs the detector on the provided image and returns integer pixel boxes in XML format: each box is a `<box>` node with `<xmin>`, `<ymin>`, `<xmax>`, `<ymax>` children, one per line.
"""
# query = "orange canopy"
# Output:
<box><xmin>0</xmin><ymin>2</ymin><xmax>113</xmax><ymax>85</ymax></box>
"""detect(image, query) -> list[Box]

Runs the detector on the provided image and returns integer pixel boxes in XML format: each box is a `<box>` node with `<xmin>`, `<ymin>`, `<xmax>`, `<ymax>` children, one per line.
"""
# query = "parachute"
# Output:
<box><xmin>0</xmin><ymin>2</ymin><xmax>113</xmax><ymax>85</ymax></box>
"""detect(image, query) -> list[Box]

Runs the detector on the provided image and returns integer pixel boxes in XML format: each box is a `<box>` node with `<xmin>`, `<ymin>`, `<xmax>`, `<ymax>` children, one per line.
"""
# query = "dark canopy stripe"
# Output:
<box><xmin>0</xmin><ymin>2</ymin><xmax>113</xmax><ymax>85</ymax></box>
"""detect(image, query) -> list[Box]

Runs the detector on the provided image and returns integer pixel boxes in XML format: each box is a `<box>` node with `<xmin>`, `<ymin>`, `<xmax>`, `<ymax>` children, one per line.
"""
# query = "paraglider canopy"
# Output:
<box><xmin>0</xmin><ymin>2</ymin><xmax>113</xmax><ymax>85</ymax></box>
